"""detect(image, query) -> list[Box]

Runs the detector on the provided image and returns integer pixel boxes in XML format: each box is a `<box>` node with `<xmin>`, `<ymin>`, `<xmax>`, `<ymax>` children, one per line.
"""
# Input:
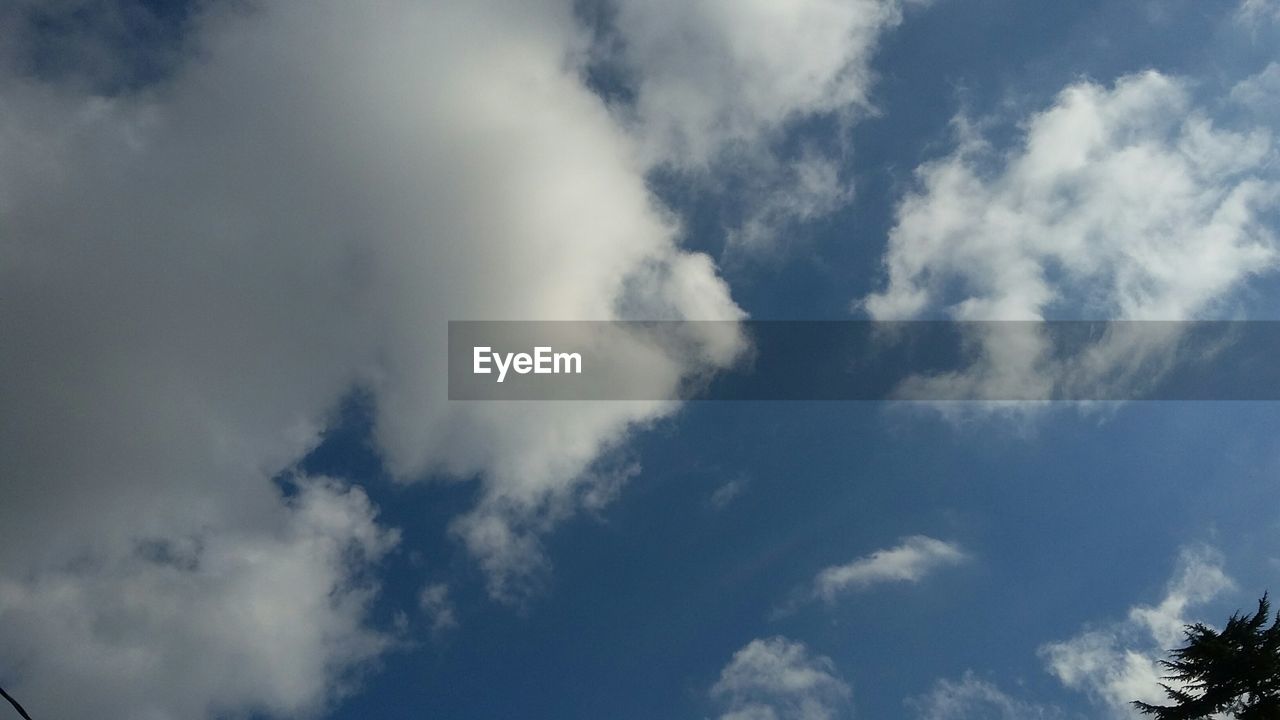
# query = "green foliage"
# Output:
<box><xmin>1134</xmin><ymin>593</ymin><xmax>1280</xmax><ymax>719</ymax></box>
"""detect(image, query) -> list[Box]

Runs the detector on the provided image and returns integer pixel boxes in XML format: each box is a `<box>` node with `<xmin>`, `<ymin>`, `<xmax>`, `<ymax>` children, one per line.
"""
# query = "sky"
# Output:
<box><xmin>1</xmin><ymin>1</ymin><xmax>1280</xmax><ymax>719</ymax></box>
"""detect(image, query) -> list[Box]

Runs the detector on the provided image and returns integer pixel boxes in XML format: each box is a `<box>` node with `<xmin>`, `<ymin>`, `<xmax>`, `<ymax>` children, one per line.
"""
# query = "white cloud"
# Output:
<box><xmin>0</xmin><ymin>479</ymin><xmax>396</xmax><ymax>720</ymax></box>
<box><xmin>711</xmin><ymin>637</ymin><xmax>852</xmax><ymax>720</ymax></box>
<box><xmin>913</xmin><ymin>548</ymin><xmax>1237</xmax><ymax>720</ymax></box>
<box><xmin>814</xmin><ymin>536</ymin><xmax>967</xmax><ymax>601</ymax></box>
<box><xmin>866</xmin><ymin>71</ymin><xmax>1278</xmax><ymax>322</ymax></box>
<box><xmin>1039</xmin><ymin>546</ymin><xmax>1235</xmax><ymax>718</ymax></box>
<box><xmin>609</xmin><ymin>0</ymin><xmax>919</xmax><ymax>254</ymax></box>
<box><xmin>909</xmin><ymin>672</ymin><xmax>1066</xmax><ymax>720</ymax></box>
<box><xmin>615</xmin><ymin>0</ymin><xmax>909</xmax><ymax>167</ymax></box>
<box><xmin>0</xmin><ymin>0</ymin><xmax>750</xmax><ymax>716</ymax></box>
<box><xmin>862</xmin><ymin>71</ymin><xmax>1280</xmax><ymax>403</ymax></box>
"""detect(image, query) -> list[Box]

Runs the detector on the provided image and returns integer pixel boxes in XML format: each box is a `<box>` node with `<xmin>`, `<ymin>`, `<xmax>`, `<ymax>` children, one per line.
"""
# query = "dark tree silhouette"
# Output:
<box><xmin>0</xmin><ymin>683</ymin><xmax>33</xmax><ymax>720</ymax></box>
<box><xmin>1134</xmin><ymin>593</ymin><xmax>1280</xmax><ymax>719</ymax></box>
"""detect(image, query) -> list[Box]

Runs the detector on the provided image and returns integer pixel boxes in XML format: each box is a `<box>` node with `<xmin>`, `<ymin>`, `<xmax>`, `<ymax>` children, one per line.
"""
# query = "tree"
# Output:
<box><xmin>1134</xmin><ymin>593</ymin><xmax>1280</xmax><ymax>719</ymax></box>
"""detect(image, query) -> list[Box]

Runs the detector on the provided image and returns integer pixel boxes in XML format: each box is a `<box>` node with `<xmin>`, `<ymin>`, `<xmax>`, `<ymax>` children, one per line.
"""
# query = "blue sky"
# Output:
<box><xmin>322</xmin><ymin>401</ymin><xmax>1280</xmax><ymax>719</ymax></box>
<box><xmin>2</xmin><ymin>1</ymin><xmax>1280</xmax><ymax>719</ymax></box>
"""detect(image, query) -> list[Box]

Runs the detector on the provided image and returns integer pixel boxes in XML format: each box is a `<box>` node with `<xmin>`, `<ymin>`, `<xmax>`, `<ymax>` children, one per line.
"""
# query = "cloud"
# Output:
<box><xmin>725</xmin><ymin>153</ymin><xmax>852</xmax><ymax>257</ymax></box>
<box><xmin>908</xmin><ymin>672</ymin><xmax>1067</xmax><ymax>720</ymax></box>
<box><xmin>1238</xmin><ymin>0</ymin><xmax>1280</xmax><ymax>25</ymax></box>
<box><xmin>711</xmin><ymin>637</ymin><xmax>852</xmax><ymax>720</ymax></box>
<box><xmin>1232</xmin><ymin>62</ymin><xmax>1280</xmax><ymax>118</ymax></box>
<box><xmin>614</xmin><ymin>0</ymin><xmax>910</xmax><ymax>167</ymax></box>
<box><xmin>606</xmin><ymin>0</ymin><xmax>919</xmax><ymax>254</ymax></box>
<box><xmin>866</xmin><ymin>70</ymin><xmax>1278</xmax><ymax>322</ymax></box>
<box><xmin>419</xmin><ymin>583</ymin><xmax>459</xmax><ymax>636</ymax></box>
<box><xmin>861</xmin><ymin>71</ymin><xmax>1280</xmax><ymax>404</ymax></box>
<box><xmin>0</xmin><ymin>0</ymin><xmax>750</xmax><ymax>715</ymax></box>
<box><xmin>710</xmin><ymin>478</ymin><xmax>748</xmax><ymax>509</ymax></box>
<box><xmin>1039</xmin><ymin>546</ymin><xmax>1235</xmax><ymax>718</ymax></box>
<box><xmin>814</xmin><ymin>536</ymin><xmax>967</xmax><ymax>602</ymax></box>
<box><xmin>0</xmin><ymin>479</ymin><xmax>397</xmax><ymax>720</ymax></box>
<box><xmin>911</xmin><ymin>548</ymin><xmax>1236</xmax><ymax>720</ymax></box>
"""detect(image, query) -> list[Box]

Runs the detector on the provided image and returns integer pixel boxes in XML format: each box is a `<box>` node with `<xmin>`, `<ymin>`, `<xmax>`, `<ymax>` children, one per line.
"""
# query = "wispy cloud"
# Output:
<box><xmin>1238</xmin><ymin>0</ymin><xmax>1280</xmax><ymax>25</ymax></box>
<box><xmin>711</xmin><ymin>637</ymin><xmax>851</xmax><ymax>720</ymax></box>
<box><xmin>419</xmin><ymin>583</ymin><xmax>459</xmax><ymax>637</ymax></box>
<box><xmin>814</xmin><ymin>536</ymin><xmax>968</xmax><ymax>602</ymax></box>
<box><xmin>908</xmin><ymin>672</ymin><xmax>1068</xmax><ymax>720</ymax></box>
<box><xmin>709</xmin><ymin>478</ymin><xmax>748</xmax><ymax>510</ymax></box>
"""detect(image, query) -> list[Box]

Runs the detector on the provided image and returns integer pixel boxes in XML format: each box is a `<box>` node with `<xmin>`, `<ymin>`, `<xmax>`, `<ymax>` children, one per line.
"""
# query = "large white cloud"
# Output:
<box><xmin>711</xmin><ymin>637</ymin><xmax>852</xmax><ymax>720</ymax></box>
<box><xmin>861</xmin><ymin>71</ymin><xmax>1280</xmax><ymax>403</ymax></box>
<box><xmin>866</xmin><ymin>71</ymin><xmax>1278</xmax><ymax>322</ymax></box>
<box><xmin>0</xmin><ymin>0</ymin><xmax>753</xmax><ymax>716</ymax></box>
